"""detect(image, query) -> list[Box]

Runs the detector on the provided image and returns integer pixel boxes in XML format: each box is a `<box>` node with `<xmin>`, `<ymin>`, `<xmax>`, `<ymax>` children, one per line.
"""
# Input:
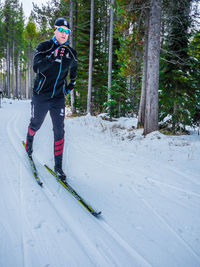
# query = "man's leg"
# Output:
<box><xmin>49</xmin><ymin>97</ymin><xmax>66</xmax><ymax>181</ymax></box>
<box><xmin>26</xmin><ymin>95</ymin><xmax>49</xmax><ymax>155</ymax></box>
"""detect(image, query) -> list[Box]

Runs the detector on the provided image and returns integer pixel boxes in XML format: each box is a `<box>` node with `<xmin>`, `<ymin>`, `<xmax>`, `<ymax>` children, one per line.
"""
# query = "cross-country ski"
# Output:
<box><xmin>22</xmin><ymin>141</ymin><xmax>43</xmax><ymax>186</ymax></box>
<box><xmin>44</xmin><ymin>164</ymin><xmax>101</xmax><ymax>217</ymax></box>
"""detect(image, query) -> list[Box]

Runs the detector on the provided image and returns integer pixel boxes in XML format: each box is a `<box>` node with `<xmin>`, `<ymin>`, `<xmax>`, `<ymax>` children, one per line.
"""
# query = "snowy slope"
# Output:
<box><xmin>0</xmin><ymin>99</ymin><xmax>200</xmax><ymax>267</ymax></box>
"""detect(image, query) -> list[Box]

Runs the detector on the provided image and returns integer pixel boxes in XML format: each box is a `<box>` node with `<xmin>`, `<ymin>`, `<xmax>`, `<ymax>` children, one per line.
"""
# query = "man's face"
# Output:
<box><xmin>54</xmin><ymin>26</ymin><xmax>70</xmax><ymax>44</ymax></box>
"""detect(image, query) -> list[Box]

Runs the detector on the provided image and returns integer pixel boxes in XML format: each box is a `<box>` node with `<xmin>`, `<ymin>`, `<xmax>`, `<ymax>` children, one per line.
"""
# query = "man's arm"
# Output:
<box><xmin>65</xmin><ymin>49</ymin><xmax>78</xmax><ymax>94</ymax></box>
<box><xmin>33</xmin><ymin>42</ymin><xmax>54</xmax><ymax>74</ymax></box>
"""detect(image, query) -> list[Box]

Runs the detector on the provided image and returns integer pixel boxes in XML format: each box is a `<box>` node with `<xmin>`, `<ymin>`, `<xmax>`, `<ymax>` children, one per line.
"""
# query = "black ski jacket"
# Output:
<box><xmin>33</xmin><ymin>39</ymin><xmax>77</xmax><ymax>98</ymax></box>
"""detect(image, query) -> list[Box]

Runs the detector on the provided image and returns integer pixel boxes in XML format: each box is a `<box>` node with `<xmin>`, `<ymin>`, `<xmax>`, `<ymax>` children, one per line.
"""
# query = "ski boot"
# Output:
<box><xmin>26</xmin><ymin>135</ymin><xmax>33</xmax><ymax>157</ymax></box>
<box><xmin>54</xmin><ymin>166</ymin><xmax>66</xmax><ymax>183</ymax></box>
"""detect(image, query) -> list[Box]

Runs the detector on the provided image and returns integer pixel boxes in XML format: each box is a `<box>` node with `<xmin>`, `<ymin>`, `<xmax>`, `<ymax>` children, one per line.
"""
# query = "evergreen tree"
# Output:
<box><xmin>23</xmin><ymin>17</ymin><xmax>39</xmax><ymax>98</ymax></box>
<box><xmin>69</xmin><ymin>0</ymin><xmax>76</xmax><ymax>113</ymax></box>
<box><xmin>0</xmin><ymin>3</ymin><xmax>4</xmax><ymax>58</ymax></box>
<box><xmin>114</xmin><ymin>0</ymin><xmax>146</xmax><ymax>117</ymax></box>
<box><xmin>14</xmin><ymin>3</ymin><xmax>25</xmax><ymax>98</ymax></box>
<box><xmin>74</xmin><ymin>0</ymin><xmax>90</xmax><ymax>113</ymax></box>
<box><xmin>92</xmin><ymin>0</ymin><xmax>109</xmax><ymax>114</ymax></box>
<box><xmin>0</xmin><ymin>4</ymin><xmax>4</xmax><ymax>91</ymax></box>
<box><xmin>159</xmin><ymin>0</ymin><xmax>194</xmax><ymax>133</ymax></box>
<box><xmin>189</xmin><ymin>30</ymin><xmax>200</xmax><ymax>127</ymax></box>
<box><xmin>1</xmin><ymin>0</ymin><xmax>25</xmax><ymax>98</ymax></box>
<box><xmin>87</xmin><ymin>0</ymin><xmax>94</xmax><ymax>114</ymax></box>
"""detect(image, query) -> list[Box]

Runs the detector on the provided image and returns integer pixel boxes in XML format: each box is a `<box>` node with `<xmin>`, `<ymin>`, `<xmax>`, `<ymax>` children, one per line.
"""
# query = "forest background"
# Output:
<box><xmin>0</xmin><ymin>0</ymin><xmax>200</xmax><ymax>135</ymax></box>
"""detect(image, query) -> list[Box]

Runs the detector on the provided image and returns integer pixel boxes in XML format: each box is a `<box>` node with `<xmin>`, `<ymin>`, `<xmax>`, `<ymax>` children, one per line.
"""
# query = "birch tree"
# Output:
<box><xmin>87</xmin><ymin>0</ymin><xmax>94</xmax><ymax>114</ymax></box>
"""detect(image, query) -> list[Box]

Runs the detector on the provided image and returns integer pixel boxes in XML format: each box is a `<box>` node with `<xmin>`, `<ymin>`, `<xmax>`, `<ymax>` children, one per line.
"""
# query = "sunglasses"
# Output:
<box><xmin>55</xmin><ymin>26</ymin><xmax>71</xmax><ymax>35</ymax></box>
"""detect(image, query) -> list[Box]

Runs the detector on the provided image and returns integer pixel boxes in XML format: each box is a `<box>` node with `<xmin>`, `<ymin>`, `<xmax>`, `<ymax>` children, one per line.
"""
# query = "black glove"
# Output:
<box><xmin>64</xmin><ymin>82</ymin><xmax>75</xmax><ymax>95</ymax></box>
<box><xmin>56</xmin><ymin>46</ymin><xmax>67</xmax><ymax>58</ymax></box>
<box><xmin>48</xmin><ymin>46</ymin><xmax>67</xmax><ymax>61</ymax></box>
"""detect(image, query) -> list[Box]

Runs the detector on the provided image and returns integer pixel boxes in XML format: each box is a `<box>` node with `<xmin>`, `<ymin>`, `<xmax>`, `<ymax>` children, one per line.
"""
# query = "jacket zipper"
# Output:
<box><xmin>51</xmin><ymin>47</ymin><xmax>63</xmax><ymax>98</ymax></box>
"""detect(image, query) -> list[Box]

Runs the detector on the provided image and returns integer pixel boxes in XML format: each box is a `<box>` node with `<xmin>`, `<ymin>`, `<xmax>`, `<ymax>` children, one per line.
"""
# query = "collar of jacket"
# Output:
<box><xmin>52</xmin><ymin>36</ymin><xmax>69</xmax><ymax>46</ymax></box>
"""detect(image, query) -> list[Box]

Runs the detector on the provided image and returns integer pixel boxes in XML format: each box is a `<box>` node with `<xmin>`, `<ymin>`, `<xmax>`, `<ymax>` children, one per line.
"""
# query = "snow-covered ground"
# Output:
<box><xmin>0</xmin><ymin>98</ymin><xmax>200</xmax><ymax>267</ymax></box>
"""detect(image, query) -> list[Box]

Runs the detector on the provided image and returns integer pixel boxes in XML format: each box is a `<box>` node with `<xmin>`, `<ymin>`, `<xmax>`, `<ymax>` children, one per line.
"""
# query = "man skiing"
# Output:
<box><xmin>25</xmin><ymin>17</ymin><xmax>77</xmax><ymax>182</ymax></box>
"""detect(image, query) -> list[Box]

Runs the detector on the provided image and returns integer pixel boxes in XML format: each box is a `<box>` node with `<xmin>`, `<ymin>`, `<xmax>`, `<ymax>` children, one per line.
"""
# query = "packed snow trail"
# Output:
<box><xmin>0</xmin><ymin>99</ymin><xmax>200</xmax><ymax>267</ymax></box>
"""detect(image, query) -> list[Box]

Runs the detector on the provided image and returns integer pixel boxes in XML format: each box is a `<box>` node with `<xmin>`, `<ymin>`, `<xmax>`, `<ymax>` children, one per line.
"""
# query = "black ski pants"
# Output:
<box><xmin>27</xmin><ymin>94</ymin><xmax>65</xmax><ymax>165</ymax></box>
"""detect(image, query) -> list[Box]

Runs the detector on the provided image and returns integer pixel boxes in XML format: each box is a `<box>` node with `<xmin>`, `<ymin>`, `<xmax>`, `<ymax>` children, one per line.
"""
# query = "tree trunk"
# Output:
<box><xmin>69</xmin><ymin>0</ymin><xmax>76</xmax><ymax>114</ymax></box>
<box><xmin>69</xmin><ymin>0</ymin><xmax>73</xmax><ymax>48</ymax></box>
<box><xmin>15</xmin><ymin>53</ymin><xmax>19</xmax><ymax>99</ymax></box>
<box><xmin>107</xmin><ymin>0</ymin><xmax>114</xmax><ymax>101</ymax></box>
<box><xmin>30</xmin><ymin>50</ymin><xmax>34</xmax><ymax>98</ymax></box>
<box><xmin>87</xmin><ymin>0</ymin><xmax>94</xmax><ymax>114</ymax></box>
<box><xmin>74</xmin><ymin>0</ymin><xmax>78</xmax><ymax>50</ymax></box>
<box><xmin>19</xmin><ymin>60</ymin><xmax>22</xmax><ymax>99</ymax></box>
<box><xmin>12</xmin><ymin>40</ymin><xmax>15</xmax><ymax>98</ymax></box>
<box><xmin>143</xmin><ymin>0</ymin><xmax>162</xmax><ymax>136</ymax></box>
<box><xmin>7</xmin><ymin>42</ymin><xmax>10</xmax><ymax>98</ymax></box>
<box><xmin>138</xmin><ymin>8</ymin><xmax>149</xmax><ymax>128</ymax></box>
<box><xmin>0</xmin><ymin>59</ymin><xmax>3</xmax><ymax>90</ymax></box>
<box><xmin>28</xmin><ymin>50</ymin><xmax>34</xmax><ymax>99</ymax></box>
<box><xmin>25</xmin><ymin>64</ymin><xmax>28</xmax><ymax>99</ymax></box>
<box><xmin>28</xmin><ymin>59</ymin><xmax>30</xmax><ymax>99</ymax></box>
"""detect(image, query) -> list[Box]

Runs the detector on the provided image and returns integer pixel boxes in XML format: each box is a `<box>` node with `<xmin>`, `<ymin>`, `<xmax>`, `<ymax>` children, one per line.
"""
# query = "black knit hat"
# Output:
<box><xmin>54</xmin><ymin>18</ymin><xmax>70</xmax><ymax>29</ymax></box>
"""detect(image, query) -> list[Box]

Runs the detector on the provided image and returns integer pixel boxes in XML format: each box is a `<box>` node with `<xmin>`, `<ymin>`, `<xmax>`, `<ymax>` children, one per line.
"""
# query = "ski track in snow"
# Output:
<box><xmin>145</xmin><ymin>177</ymin><xmax>200</xmax><ymax>198</ymax></box>
<box><xmin>0</xmin><ymin>100</ymin><xmax>200</xmax><ymax>267</ymax></box>
<box><xmin>3</xmin><ymin>105</ymin><xmax>94</xmax><ymax>266</ymax></box>
<box><xmin>4</xmin><ymin>101</ymin><xmax>151</xmax><ymax>267</ymax></box>
<box><xmin>6</xmin><ymin>106</ymin><xmax>107</xmax><ymax>266</ymax></box>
